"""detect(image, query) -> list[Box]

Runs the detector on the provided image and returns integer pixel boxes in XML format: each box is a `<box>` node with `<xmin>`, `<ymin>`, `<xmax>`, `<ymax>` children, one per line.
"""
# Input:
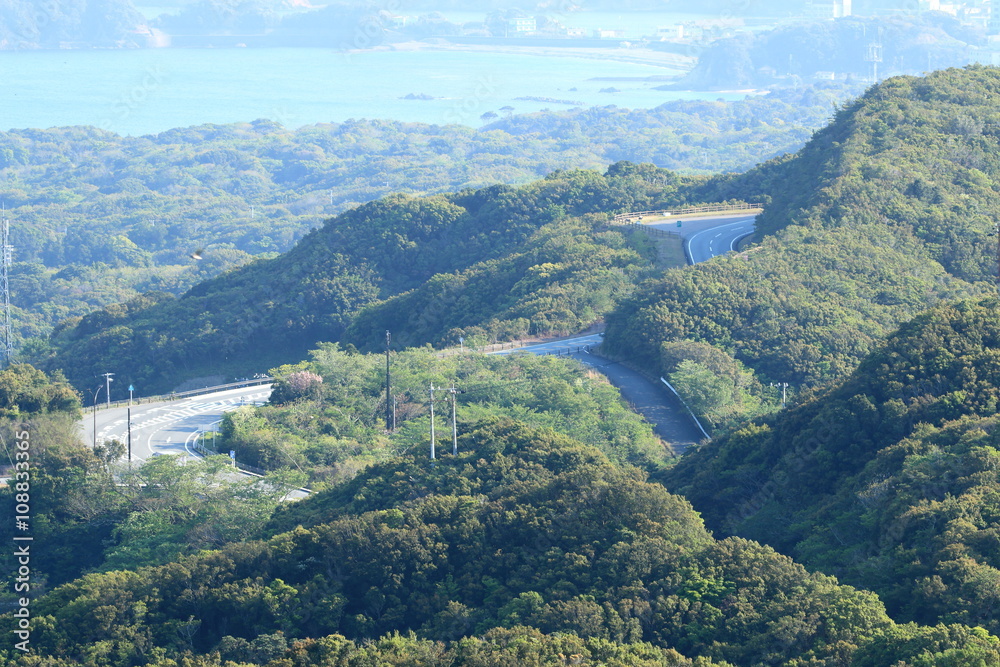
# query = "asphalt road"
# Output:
<box><xmin>493</xmin><ymin>213</ymin><xmax>760</xmax><ymax>454</ymax></box>
<box><xmin>492</xmin><ymin>333</ymin><xmax>603</xmax><ymax>357</ymax></box>
<box><xmin>81</xmin><ymin>214</ymin><xmax>756</xmax><ymax>463</ymax></box>
<box><xmin>648</xmin><ymin>213</ymin><xmax>757</xmax><ymax>265</ymax></box>
<box><xmin>82</xmin><ymin>385</ymin><xmax>272</xmax><ymax>463</ymax></box>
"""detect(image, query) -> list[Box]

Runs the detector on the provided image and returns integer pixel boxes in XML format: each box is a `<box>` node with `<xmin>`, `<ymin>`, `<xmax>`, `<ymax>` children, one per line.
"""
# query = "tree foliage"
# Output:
<box><xmin>224</xmin><ymin>344</ymin><xmax>670</xmax><ymax>488</ymax></box>
<box><xmin>9</xmin><ymin>417</ymin><xmax>967</xmax><ymax>667</ymax></box>
<box><xmin>5</xmin><ymin>84</ymin><xmax>855</xmax><ymax>369</ymax></box>
<box><xmin>606</xmin><ymin>66</ymin><xmax>1000</xmax><ymax>389</ymax></box>
<box><xmin>665</xmin><ymin>297</ymin><xmax>1000</xmax><ymax>635</ymax></box>
<box><xmin>39</xmin><ymin>166</ymin><xmax>690</xmax><ymax>393</ymax></box>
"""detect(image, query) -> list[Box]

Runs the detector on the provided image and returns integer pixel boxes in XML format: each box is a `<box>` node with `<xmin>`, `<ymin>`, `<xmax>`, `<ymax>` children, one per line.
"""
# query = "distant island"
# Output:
<box><xmin>400</xmin><ymin>93</ymin><xmax>437</xmax><ymax>100</ymax></box>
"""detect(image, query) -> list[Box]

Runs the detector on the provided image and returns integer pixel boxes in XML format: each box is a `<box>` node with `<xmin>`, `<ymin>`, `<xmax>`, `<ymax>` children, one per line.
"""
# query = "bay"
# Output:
<box><xmin>0</xmin><ymin>47</ymin><xmax>748</xmax><ymax>137</ymax></box>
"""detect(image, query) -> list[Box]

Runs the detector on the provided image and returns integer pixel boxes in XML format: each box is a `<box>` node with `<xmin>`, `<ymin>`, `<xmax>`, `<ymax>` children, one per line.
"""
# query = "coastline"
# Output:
<box><xmin>373</xmin><ymin>40</ymin><xmax>698</xmax><ymax>72</ymax></box>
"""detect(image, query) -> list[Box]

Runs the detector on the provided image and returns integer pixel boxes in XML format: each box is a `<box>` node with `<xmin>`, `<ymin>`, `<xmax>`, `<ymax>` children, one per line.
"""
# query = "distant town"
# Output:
<box><xmin>122</xmin><ymin>0</ymin><xmax>1000</xmax><ymax>76</ymax></box>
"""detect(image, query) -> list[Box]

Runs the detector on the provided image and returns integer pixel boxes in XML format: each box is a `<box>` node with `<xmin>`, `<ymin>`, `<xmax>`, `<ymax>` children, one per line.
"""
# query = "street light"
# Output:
<box><xmin>102</xmin><ymin>372</ymin><xmax>114</xmax><ymax>408</ymax></box>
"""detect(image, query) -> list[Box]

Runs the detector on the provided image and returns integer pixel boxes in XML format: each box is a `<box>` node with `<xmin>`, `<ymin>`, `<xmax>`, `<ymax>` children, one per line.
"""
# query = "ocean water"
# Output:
<box><xmin>0</xmin><ymin>47</ymin><xmax>748</xmax><ymax>137</ymax></box>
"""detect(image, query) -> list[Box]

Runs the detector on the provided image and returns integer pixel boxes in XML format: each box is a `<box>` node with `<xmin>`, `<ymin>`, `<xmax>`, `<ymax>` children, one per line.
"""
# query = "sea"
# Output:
<box><xmin>0</xmin><ymin>6</ymin><xmax>764</xmax><ymax>137</ymax></box>
<box><xmin>0</xmin><ymin>47</ymin><xmax>754</xmax><ymax>137</ymax></box>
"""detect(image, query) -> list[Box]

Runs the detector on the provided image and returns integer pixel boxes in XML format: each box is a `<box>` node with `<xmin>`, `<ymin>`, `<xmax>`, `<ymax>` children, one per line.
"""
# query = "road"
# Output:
<box><xmin>83</xmin><ymin>384</ymin><xmax>272</xmax><ymax>463</ymax></box>
<box><xmin>492</xmin><ymin>212</ymin><xmax>759</xmax><ymax>453</ymax></box>
<box><xmin>648</xmin><ymin>213</ymin><xmax>756</xmax><ymax>265</ymax></box>
<box><xmin>81</xmin><ymin>214</ymin><xmax>756</xmax><ymax>463</ymax></box>
<box><xmin>491</xmin><ymin>333</ymin><xmax>603</xmax><ymax>357</ymax></box>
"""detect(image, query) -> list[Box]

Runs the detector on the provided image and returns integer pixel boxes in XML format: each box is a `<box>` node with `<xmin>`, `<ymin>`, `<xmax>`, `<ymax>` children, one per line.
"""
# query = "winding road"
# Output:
<box><xmin>81</xmin><ymin>213</ymin><xmax>756</xmax><ymax>463</ymax></box>
<box><xmin>668</xmin><ymin>214</ymin><xmax>756</xmax><ymax>263</ymax></box>
<box><xmin>492</xmin><ymin>212</ymin><xmax>758</xmax><ymax>453</ymax></box>
<box><xmin>82</xmin><ymin>385</ymin><xmax>271</xmax><ymax>463</ymax></box>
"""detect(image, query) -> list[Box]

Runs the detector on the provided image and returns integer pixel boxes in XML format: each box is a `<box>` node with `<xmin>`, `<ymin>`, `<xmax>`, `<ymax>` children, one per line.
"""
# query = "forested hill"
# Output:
<box><xmin>7</xmin><ymin>85</ymin><xmax>851</xmax><ymax>359</ymax></box>
<box><xmin>11</xmin><ymin>417</ymin><xmax>1000</xmax><ymax>666</ymax></box>
<box><xmin>37</xmin><ymin>66</ymin><xmax>1000</xmax><ymax>395</ymax></box>
<box><xmin>604</xmin><ymin>65</ymin><xmax>1000</xmax><ymax>389</ymax></box>
<box><xmin>664</xmin><ymin>297</ymin><xmax>1000</xmax><ymax>636</ymax></box>
<box><xmin>747</xmin><ymin>65</ymin><xmax>1000</xmax><ymax>281</ymax></box>
<box><xmin>37</xmin><ymin>165</ymin><xmax>699</xmax><ymax>394</ymax></box>
<box><xmin>0</xmin><ymin>0</ymin><xmax>145</xmax><ymax>49</ymax></box>
<box><xmin>673</xmin><ymin>13</ymin><xmax>980</xmax><ymax>90</ymax></box>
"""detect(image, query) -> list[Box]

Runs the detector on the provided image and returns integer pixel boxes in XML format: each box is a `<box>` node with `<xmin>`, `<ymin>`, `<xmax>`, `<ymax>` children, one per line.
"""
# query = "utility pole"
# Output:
<box><xmin>771</xmin><ymin>382</ymin><xmax>789</xmax><ymax>408</ymax></box>
<box><xmin>92</xmin><ymin>385</ymin><xmax>101</xmax><ymax>450</ymax></box>
<box><xmin>385</xmin><ymin>331</ymin><xmax>392</xmax><ymax>431</ymax></box>
<box><xmin>449</xmin><ymin>384</ymin><xmax>459</xmax><ymax>456</ymax></box>
<box><xmin>865</xmin><ymin>28</ymin><xmax>883</xmax><ymax>84</ymax></box>
<box><xmin>102</xmin><ymin>372</ymin><xmax>115</xmax><ymax>408</ymax></box>
<box><xmin>1</xmin><ymin>207</ymin><xmax>13</xmax><ymax>366</ymax></box>
<box><xmin>429</xmin><ymin>384</ymin><xmax>436</xmax><ymax>459</ymax></box>
<box><xmin>127</xmin><ymin>407</ymin><xmax>132</xmax><ymax>463</ymax></box>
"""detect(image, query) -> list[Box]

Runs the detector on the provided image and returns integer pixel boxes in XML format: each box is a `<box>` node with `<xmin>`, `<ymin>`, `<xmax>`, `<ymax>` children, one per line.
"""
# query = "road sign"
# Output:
<box><xmin>229</xmin><ymin>450</ymin><xmax>236</xmax><ymax>459</ymax></box>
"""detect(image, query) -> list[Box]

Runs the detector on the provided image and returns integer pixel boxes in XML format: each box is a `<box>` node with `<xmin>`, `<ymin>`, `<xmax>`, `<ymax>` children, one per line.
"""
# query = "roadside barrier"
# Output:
<box><xmin>91</xmin><ymin>376</ymin><xmax>273</xmax><ymax>412</ymax></box>
<box><xmin>612</xmin><ymin>202</ymin><xmax>764</xmax><ymax>225</ymax></box>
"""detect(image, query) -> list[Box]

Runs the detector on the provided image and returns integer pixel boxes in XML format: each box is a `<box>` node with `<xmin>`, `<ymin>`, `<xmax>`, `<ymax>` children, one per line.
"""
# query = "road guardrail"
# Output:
<box><xmin>91</xmin><ymin>376</ymin><xmax>273</xmax><ymax>412</ymax></box>
<box><xmin>612</xmin><ymin>202</ymin><xmax>764</xmax><ymax>225</ymax></box>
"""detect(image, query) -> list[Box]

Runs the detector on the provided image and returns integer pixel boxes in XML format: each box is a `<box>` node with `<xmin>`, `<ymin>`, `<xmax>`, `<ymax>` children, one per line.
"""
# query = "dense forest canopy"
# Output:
<box><xmin>604</xmin><ymin>65</ymin><xmax>1000</xmax><ymax>390</ymax></box>
<box><xmin>9</xmin><ymin>417</ymin><xmax>1000</xmax><ymax>666</ymax></box>
<box><xmin>33</xmin><ymin>164</ymin><xmax>713</xmax><ymax>394</ymax></box>
<box><xmin>3</xmin><ymin>84</ymin><xmax>854</xmax><ymax>364</ymax></box>
<box><xmin>37</xmin><ymin>65</ymin><xmax>1000</xmax><ymax>399</ymax></box>
<box><xmin>10</xmin><ymin>62</ymin><xmax>1000</xmax><ymax>665</ymax></box>
<box><xmin>664</xmin><ymin>297</ymin><xmax>1000</xmax><ymax>638</ymax></box>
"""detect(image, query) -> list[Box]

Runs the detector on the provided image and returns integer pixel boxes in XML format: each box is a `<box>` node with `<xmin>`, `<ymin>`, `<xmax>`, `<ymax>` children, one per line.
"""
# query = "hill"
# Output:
<box><xmin>7</xmin><ymin>85</ymin><xmax>853</xmax><ymax>360</ymax></box>
<box><xmin>664</xmin><ymin>297</ymin><xmax>1000</xmax><ymax>635</ymax></box>
<box><xmin>604</xmin><ymin>65</ymin><xmax>1000</xmax><ymax>390</ymax></box>
<box><xmin>672</xmin><ymin>14</ymin><xmax>980</xmax><ymax>90</ymax></box>
<box><xmin>9</xmin><ymin>417</ymin><xmax>1000</xmax><ymax>666</ymax></box>
<box><xmin>35</xmin><ymin>165</ymin><xmax>706</xmax><ymax>394</ymax></box>
<box><xmin>0</xmin><ymin>0</ymin><xmax>145</xmax><ymax>49</ymax></box>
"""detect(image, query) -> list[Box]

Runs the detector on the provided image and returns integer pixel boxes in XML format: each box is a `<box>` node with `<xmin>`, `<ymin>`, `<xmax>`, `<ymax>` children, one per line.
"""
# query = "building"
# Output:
<box><xmin>970</xmin><ymin>45</ymin><xmax>1000</xmax><ymax>64</ymax></box>
<box><xmin>384</xmin><ymin>14</ymin><xmax>412</xmax><ymax>29</ymax></box>
<box><xmin>507</xmin><ymin>17</ymin><xmax>536</xmax><ymax>34</ymax></box>
<box><xmin>991</xmin><ymin>1</ymin><xmax>1000</xmax><ymax>34</ymax></box>
<box><xmin>805</xmin><ymin>0</ymin><xmax>852</xmax><ymax>18</ymax></box>
<box><xmin>656</xmin><ymin>25</ymin><xmax>685</xmax><ymax>40</ymax></box>
<box><xmin>593</xmin><ymin>28</ymin><xmax>626</xmax><ymax>39</ymax></box>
